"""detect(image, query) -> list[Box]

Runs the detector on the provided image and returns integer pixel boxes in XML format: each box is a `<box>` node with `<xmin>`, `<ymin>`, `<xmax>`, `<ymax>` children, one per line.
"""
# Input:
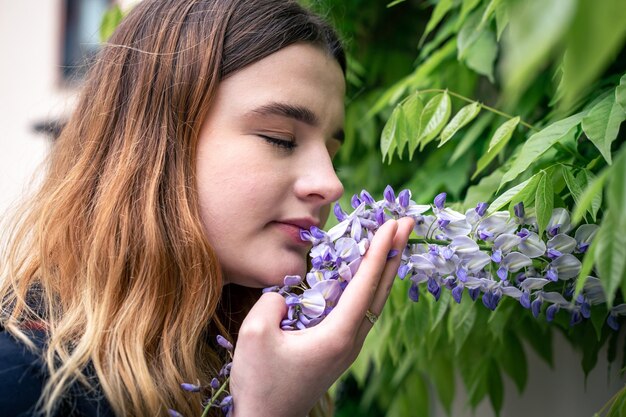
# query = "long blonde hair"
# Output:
<box><xmin>0</xmin><ymin>1</ymin><xmax>345</xmax><ymax>416</ymax></box>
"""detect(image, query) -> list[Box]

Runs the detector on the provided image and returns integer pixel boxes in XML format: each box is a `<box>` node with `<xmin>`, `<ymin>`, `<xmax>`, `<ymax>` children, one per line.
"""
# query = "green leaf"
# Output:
<box><xmin>572</xmin><ymin>169</ymin><xmax>608</xmax><ymax>225</ymax></box>
<box><xmin>395</xmin><ymin>106</ymin><xmax>409</xmax><ymax>158</ymax></box>
<box><xmin>439</xmin><ymin>101</ymin><xmax>481</xmax><ymax>146</ymax></box>
<box><xmin>616</xmin><ymin>73</ymin><xmax>626</xmax><ymax>112</ymax></box>
<box><xmin>563</xmin><ymin>166</ymin><xmax>584</xmax><ymax>205</ymax></box>
<box><xmin>487</xmin><ymin>360</ymin><xmax>504</xmax><ymax>416</ymax></box>
<box><xmin>420</xmin><ymin>0</ymin><xmax>455</xmax><ymax>46</ymax></box>
<box><xmin>535</xmin><ymin>170</ymin><xmax>554</xmax><ymax>237</ymax></box>
<box><xmin>583</xmin><ymin>171</ymin><xmax>602</xmax><ymax>221</ymax></box>
<box><xmin>590</xmin><ymin>305</ymin><xmax>608</xmax><ymax>342</ymax></box>
<box><xmin>502</xmin><ymin>0</ymin><xmax>576</xmax><ymax>101</ymax></box>
<box><xmin>595</xmin><ymin>150</ymin><xmax>626</xmax><ymax>307</ymax></box>
<box><xmin>500</xmin><ymin>113</ymin><xmax>584</xmax><ymax>186</ymax></box>
<box><xmin>396</xmin><ymin>372</ymin><xmax>430</xmax><ymax>417</ymax></box>
<box><xmin>429</xmin><ymin>290</ymin><xmax>451</xmax><ymax>332</ymax></box>
<box><xmin>367</xmin><ymin>76</ymin><xmax>411</xmax><ymax>118</ymax></box>
<box><xmin>479</xmin><ymin>0</ymin><xmax>503</xmax><ymax>29</ymax></box>
<box><xmin>464</xmin><ymin>28</ymin><xmax>498</xmax><ymax>82</ymax></box>
<box><xmin>518</xmin><ymin>317</ymin><xmax>553</xmax><ymax>367</ymax></box>
<box><xmin>380</xmin><ymin>106</ymin><xmax>401</xmax><ymax>163</ymax></box>
<box><xmin>464</xmin><ymin>168</ymin><xmax>503</xmax><ymax>208</ymax></box>
<box><xmin>561</xmin><ymin>0</ymin><xmax>626</xmax><ymax>107</ymax></box>
<box><xmin>573</xmin><ymin>236</ymin><xmax>597</xmax><ymax>299</ymax></box>
<box><xmin>488</xmin><ymin>116</ymin><xmax>520</xmax><ymax>152</ymax></box>
<box><xmin>430</xmin><ymin>355</ymin><xmax>455</xmax><ymax>415</ymax></box>
<box><xmin>457</xmin><ymin>10</ymin><xmax>481</xmax><ymax>59</ymax></box>
<box><xmin>509</xmin><ymin>173</ymin><xmax>542</xmax><ymax>214</ymax></box>
<box><xmin>487</xmin><ymin>173</ymin><xmax>539</xmax><ymax>214</ymax></box>
<box><xmin>418</xmin><ymin>92</ymin><xmax>452</xmax><ymax>150</ymax></box>
<box><xmin>408</xmin><ymin>39</ymin><xmax>458</xmax><ymax>90</ymax></box>
<box><xmin>447</xmin><ymin>295</ymin><xmax>477</xmax><ymax>355</ymax></box>
<box><xmin>580</xmin><ymin>324</ymin><xmax>601</xmax><ymax>378</ymax></box>
<box><xmin>100</xmin><ymin>5</ymin><xmax>124</xmax><ymax>43</ymax></box>
<box><xmin>582</xmin><ymin>92</ymin><xmax>626</xmax><ymax>165</ymax></box>
<box><xmin>498</xmin><ymin>333</ymin><xmax>528</xmax><ymax>393</ymax></box>
<box><xmin>458</xmin><ymin>0</ymin><xmax>482</xmax><ymax>30</ymax></box>
<box><xmin>473</xmin><ymin>116</ymin><xmax>520</xmax><ymax>179</ymax></box>
<box><xmin>401</xmin><ymin>94</ymin><xmax>425</xmax><ymax>160</ymax></box>
<box><xmin>449</xmin><ymin>113</ymin><xmax>493</xmax><ymax>165</ymax></box>
<box><xmin>494</xmin><ymin>2</ymin><xmax>509</xmax><ymax>41</ymax></box>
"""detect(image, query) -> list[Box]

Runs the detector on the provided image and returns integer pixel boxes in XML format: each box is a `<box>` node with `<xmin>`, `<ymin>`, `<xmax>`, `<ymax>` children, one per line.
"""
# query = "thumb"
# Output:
<box><xmin>243</xmin><ymin>291</ymin><xmax>288</xmax><ymax>330</ymax></box>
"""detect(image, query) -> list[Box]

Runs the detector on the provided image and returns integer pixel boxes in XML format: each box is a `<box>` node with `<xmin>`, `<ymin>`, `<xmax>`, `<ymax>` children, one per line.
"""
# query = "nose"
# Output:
<box><xmin>294</xmin><ymin>145</ymin><xmax>344</xmax><ymax>205</ymax></box>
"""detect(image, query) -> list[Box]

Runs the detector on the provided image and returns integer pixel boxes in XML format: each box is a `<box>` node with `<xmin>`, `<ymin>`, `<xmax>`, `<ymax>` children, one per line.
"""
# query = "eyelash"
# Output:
<box><xmin>258</xmin><ymin>135</ymin><xmax>297</xmax><ymax>150</ymax></box>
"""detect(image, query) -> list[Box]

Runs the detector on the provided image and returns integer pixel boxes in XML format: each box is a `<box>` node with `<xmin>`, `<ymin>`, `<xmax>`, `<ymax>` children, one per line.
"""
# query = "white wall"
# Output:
<box><xmin>0</xmin><ymin>0</ymin><xmax>75</xmax><ymax>218</ymax></box>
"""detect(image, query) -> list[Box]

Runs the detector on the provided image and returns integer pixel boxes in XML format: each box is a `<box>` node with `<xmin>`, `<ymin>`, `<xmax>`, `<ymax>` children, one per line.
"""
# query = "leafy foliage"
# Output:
<box><xmin>99</xmin><ymin>1</ymin><xmax>626</xmax><ymax>416</ymax></box>
<box><xmin>304</xmin><ymin>0</ymin><xmax>626</xmax><ymax>416</ymax></box>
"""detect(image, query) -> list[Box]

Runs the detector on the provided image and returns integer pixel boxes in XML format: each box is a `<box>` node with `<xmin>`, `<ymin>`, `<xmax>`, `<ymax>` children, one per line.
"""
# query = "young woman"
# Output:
<box><xmin>0</xmin><ymin>1</ymin><xmax>414</xmax><ymax>416</ymax></box>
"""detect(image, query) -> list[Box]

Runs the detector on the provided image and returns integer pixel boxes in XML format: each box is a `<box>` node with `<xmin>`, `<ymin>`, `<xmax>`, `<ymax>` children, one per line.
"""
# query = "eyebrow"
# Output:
<box><xmin>249</xmin><ymin>102</ymin><xmax>345</xmax><ymax>143</ymax></box>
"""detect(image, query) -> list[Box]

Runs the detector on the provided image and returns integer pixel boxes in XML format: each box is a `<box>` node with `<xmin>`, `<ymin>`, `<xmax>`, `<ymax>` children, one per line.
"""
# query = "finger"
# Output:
<box><xmin>324</xmin><ymin>219</ymin><xmax>398</xmax><ymax>333</ymax></box>
<box><xmin>240</xmin><ymin>292</ymin><xmax>288</xmax><ymax>334</ymax></box>
<box><xmin>356</xmin><ymin>217</ymin><xmax>414</xmax><ymax>340</ymax></box>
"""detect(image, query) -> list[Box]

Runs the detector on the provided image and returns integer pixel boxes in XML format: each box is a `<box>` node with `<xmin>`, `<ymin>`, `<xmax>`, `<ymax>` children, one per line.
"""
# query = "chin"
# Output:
<box><xmin>223</xmin><ymin>261</ymin><xmax>307</xmax><ymax>289</ymax></box>
<box><xmin>264</xmin><ymin>259</ymin><xmax>308</xmax><ymax>286</ymax></box>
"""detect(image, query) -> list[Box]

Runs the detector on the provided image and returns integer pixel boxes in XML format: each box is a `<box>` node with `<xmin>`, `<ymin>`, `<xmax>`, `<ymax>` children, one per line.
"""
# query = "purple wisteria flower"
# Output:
<box><xmin>182</xmin><ymin>187</ymin><xmax>617</xmax><ymax>417</ymax></box>
<box><xmin>265</xmin><ymin>187</ymin><xmax>618</xmax><ymax>336</ymax></box>
<box><xmin>172</xmin><ymin>335</ymin><xmax>234</xmax><ymax>417</ymax></box>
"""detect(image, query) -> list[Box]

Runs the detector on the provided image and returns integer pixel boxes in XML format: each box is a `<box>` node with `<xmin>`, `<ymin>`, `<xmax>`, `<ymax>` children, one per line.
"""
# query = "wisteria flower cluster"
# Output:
<box><xmin>266</xmin><ymin>186</ymin><xmax>626</xmax><ymax>330</ymax></box>
<box><xmin>177</xmin><ymin>186</ymin><xmax>625</xmax><ymax>416</ymax></box>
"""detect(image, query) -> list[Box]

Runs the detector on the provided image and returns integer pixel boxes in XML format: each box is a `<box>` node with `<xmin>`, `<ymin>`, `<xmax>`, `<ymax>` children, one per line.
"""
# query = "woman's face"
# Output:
<box><xmin>196</xmin><ymin>43</ymin><xmax>345</xmax><ymax>288</ymax></box>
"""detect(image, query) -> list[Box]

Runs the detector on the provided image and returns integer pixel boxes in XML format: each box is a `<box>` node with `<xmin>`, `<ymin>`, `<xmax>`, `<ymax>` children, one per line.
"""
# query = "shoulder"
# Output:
<box><xmin>0</xmin><ymin>328</ymin><xmax>116</xmax><ymax>417</ymax></box>
<box><xmin>0</xmin><ymin>328</ymin><xmax>47</xmax><ymax>416</ymax></box>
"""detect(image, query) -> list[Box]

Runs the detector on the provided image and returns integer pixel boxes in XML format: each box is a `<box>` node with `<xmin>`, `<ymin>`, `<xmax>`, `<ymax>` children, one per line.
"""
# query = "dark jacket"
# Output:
<box><xmin>0</xmin><ymin>326</ymin><xmax>114</xmax><ymax>417</ymax></box>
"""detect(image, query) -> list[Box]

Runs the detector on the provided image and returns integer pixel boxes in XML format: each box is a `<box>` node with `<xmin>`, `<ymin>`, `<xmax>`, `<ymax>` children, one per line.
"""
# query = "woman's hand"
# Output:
<box><xmin>229</xmin><ymin>217</ymin><xmax>415</xmax><ymax>417</ymax></box>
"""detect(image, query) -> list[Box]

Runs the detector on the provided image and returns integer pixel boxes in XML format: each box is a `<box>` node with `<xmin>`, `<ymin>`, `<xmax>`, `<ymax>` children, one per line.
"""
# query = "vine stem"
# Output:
<box><xmin>417</xmin><ymin>89</ymin><xmax>538</xmax><ymax>131</ymax></box>
<box><xmin>408</xmin><ymin>237</ymin><xmax>492</xmax><ymax>251</ymax></box>
<box><xmin>201</xmin><ymin>376</ymin><xmax>230</xmax><ymax>417</ymax></box>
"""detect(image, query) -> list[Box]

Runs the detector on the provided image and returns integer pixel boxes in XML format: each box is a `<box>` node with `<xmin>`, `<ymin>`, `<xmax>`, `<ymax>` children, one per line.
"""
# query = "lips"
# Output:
<box><xmin>272</xmin><ymin>217</ymin><xmax>320</xmax><ymax>245</ymax></box>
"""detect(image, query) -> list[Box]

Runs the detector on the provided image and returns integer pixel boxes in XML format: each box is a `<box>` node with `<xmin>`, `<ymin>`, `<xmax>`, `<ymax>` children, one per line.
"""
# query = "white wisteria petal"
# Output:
<box><xmin>450</xmin><ymin>236</ymin><xmax>480</xmax><ymax>254</ymax></box>
<box><xmin>502</xmin><ymin>252</ymin><xmax>532</xmax><ymax>271</ymax></box>
<box><xmin>441</xmin><ymin>220</ymin><xmax>472</xmax><ymax>238</ymax></box>
<box><xmin>519</xmin><ymin>277</ymin><xmax>550</xmax><ymax>291</ymax></box>
<box><xmin>414</xmin><ymin>215</ymin><xmax>436</xmax><ymax>237</ymax></box>
<box><xmin>327</xmin><ymin>219</ymin><xmax>350</xmax><ymax>241</ymax></box>
<box><xmin>436</xmin><ymin>207</ymin><xmax>466</xmax><ymax>222</ymax></box>
<box><xmin>551</xmin><ymin>254</ymin><xmax>582</xmax><ymax>280</ymax></box>
<box><xmin>547</xmin><ymin>234</ymin><xmax>577</xmax><ymax>254</ymax></box>
<box><xmin>501</xmin><ymin>285</ymin><xmax>523</xmax><ymax>299</ymax></box>
<box><xmin>300</xmin><ymin>288</ymin><xmax>326</xmax><ymax>318</ymax></box>
<box><xmin>494</xmin><ymin>233</ymin><xmax>522</xmax><ymax>253</ymax></box>
<box><xmin>575</xmin><ymin>224</ymin><xmax>599</xmax><ymax>244</ymax></box>
<box><xmin>547</xmin><ymin>208</ymin><xmax>572</xmax><ymax>234</ymax></box>
<box><xmin>405</xmin><ymin>204</ymin><xmax>431</xmax><ymax>216</ymax></box>
<box><xmin>540</xmin><ymin>291</ymin><xmax>570</xmax><ymax>307</ymax></box>
<box><xmin>583</xmin><ymin>277</ymin><xmax>606</xmax><ymax>304</ymax></box>
<box><xmin>409</xmin><ymin>254</ymin><xmax>436</xmax><ymax>271</ymax></box>
<box><xmin>465</xmin><ymin>252</ymin><xmax>492</xmax><ymax>272</ymax></box>
<box><xmin>518</xmin><ymin>232</ymin><xmax>547</xmax><ymax>258</ymax></box>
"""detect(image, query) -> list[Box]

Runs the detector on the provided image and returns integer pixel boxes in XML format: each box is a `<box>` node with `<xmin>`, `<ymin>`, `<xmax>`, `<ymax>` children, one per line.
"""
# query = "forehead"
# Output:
<box><xmin>213</xmin><ymin>43</ymin><xmax>346</xmax><ymax>132</ymax></box>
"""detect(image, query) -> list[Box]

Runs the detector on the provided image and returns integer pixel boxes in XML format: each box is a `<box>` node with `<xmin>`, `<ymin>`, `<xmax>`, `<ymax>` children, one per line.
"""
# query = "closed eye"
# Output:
<box><xmin>258</xmin><ymin>134</ymin><xmax>297</xmax><ymax>150</ymax></box>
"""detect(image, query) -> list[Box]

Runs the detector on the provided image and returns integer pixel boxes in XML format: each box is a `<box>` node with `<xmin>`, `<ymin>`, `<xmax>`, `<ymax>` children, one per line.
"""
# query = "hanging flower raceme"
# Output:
<box><xmin>267</xmin><ymin>186</ymin><xmax>621</xmax><ymax>329</ymax></box>
<box><xmin>178</xmin><ymin>186</ymin><xmax>622</xmax><ymax>416</ymax></box>
<box><xmin>170</xmin><ymin>335</ymin><xmax>234</xmax><ymax>417</ymax></box>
